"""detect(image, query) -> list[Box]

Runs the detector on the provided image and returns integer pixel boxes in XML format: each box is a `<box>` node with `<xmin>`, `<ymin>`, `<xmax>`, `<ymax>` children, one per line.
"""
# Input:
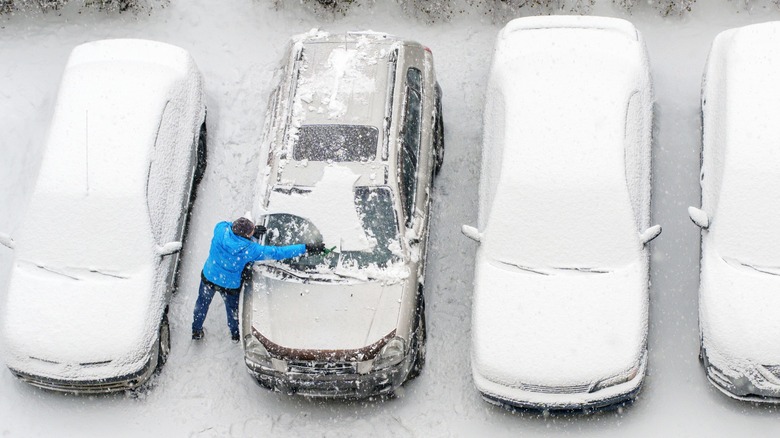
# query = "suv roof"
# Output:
<box><xmin>292</xmin><ymin>32</ymin><xmax>397</xmax><ymax>131</ymax></box>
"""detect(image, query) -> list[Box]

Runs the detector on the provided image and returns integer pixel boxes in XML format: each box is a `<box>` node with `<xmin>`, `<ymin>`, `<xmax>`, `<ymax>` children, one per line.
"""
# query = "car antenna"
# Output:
<box><xmin>85</xmin><ymin>109</ymin><xmax>90</xmax><ymax>195</ymax></box>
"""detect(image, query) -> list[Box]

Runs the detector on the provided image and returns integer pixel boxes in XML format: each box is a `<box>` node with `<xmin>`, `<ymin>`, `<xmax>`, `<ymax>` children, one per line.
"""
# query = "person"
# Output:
<box><xmin>192</xmin><ymin>217</ymin><xmax>325</xmax><ymax>342</ymax></box>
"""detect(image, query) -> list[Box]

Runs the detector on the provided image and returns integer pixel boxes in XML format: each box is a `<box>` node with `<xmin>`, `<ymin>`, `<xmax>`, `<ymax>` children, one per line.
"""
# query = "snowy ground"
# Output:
<box><xmin>3</xmin><ymin>1</ymin><xmax>780</xmax><ymax>436</ymax></box>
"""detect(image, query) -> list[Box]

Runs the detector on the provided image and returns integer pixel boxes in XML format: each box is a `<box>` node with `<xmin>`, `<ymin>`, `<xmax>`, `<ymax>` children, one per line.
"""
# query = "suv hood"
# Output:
<box><xmin>248</xmin><ymin>272</ymin><xmax>404</xmax><ymax>352</ymax></box>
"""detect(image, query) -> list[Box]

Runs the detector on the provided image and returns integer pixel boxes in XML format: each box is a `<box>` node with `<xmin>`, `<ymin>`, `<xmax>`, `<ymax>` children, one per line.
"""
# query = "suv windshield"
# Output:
<box><xmin>264</xmin><ymin>186</ymin><xmax>400</xmax><ymax>274</ymax></box>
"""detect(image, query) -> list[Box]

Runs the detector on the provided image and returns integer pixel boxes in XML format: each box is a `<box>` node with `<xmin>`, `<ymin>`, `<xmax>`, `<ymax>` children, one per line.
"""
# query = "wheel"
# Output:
<box><xmin>156</xmin><ymin>312</ymin><xmax>171</xmax><ymax>369</ymax></box>
<box><xmin>194</xmin><ymin>121</ymin><xmax>207</xmax><ymax>186</ymax></box>
<box><xmin>407</xmin><ymin>295</ymin><xmax>427</xmax><ymax>380</ymax></box>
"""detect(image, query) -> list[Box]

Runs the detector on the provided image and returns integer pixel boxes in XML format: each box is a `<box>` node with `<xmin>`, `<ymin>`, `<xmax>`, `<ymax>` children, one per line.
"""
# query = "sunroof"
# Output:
<box><xmin>293</xmin><ymin>124</ymin><xmax>379</xmax><ymax>162</ymax></box>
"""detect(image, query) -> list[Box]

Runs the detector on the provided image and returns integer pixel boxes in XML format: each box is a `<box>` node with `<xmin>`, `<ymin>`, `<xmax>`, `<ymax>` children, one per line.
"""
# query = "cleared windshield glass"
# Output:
<box><xmin>486</xmin><ymin>180</ymin><xmax>639</xmax><ymax>271</ymax></box>
<box><xmin>293</xmin><ymin>124</ymin><xmax>378</xmax><ymax>162</ymax></box>
<box><xmin>264</xmin><ymin>186</ymin><xmax>400</xmax><ymax>273</ymax></box>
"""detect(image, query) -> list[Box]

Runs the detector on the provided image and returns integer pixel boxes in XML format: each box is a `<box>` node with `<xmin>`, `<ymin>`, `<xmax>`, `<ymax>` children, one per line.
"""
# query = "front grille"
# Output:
<box><xmin>287</xmin><ymin>360</ymin><xmax>358</xmax><ymax>375</ymax></box>
<box><xmin>13</xmin><ymin>371</ymin><xmax>137</xmax><ymax>393</ymax></box>
<box><xmin>517</xmin><ymin>382</ymin><xmax>592</xmax><ymax>394</ymax></box>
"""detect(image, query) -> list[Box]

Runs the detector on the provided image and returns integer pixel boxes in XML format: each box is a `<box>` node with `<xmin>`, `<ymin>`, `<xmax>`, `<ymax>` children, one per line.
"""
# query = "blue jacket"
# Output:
<box><xmin>202</xmin><ymin>221</ymin><xmax>306</xmax><ymax>289</ymax></box>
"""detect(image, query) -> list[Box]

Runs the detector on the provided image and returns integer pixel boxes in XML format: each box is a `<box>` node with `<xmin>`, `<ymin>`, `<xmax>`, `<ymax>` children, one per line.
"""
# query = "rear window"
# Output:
<box><xmin>293</xmin><ymin>124</ymin><xmax>378</xmax><ymax>162</ymax></box>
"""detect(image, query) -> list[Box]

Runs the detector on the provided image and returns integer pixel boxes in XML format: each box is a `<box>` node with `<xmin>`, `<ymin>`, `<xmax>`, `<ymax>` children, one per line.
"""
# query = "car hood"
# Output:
<box><xmin>248</xmin><ymin>272</ymin><xmax>404</xmax><ymax>352</ymax></box>
<box><xmin>700</xmin><ymin>248</ymin><xmax>780</xmax><ymax>365</ymax></box>
<box><xmin>2</xmin><ymin>261</ymin><xmax>158</xmax><ymax>370</ymax></box>
<box><xmin>471</xmin><ymin>255</ymin><xmax>648</xmax><ymax>387</ymax></box>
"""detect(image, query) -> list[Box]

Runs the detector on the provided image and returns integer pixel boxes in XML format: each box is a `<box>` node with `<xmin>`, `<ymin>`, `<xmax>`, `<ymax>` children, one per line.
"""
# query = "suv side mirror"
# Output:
<box><xmin>156</xmin><ymin>241</ymin><xmax>182</xmax><ymax>256</ymax></box>
<box><xmin>461</xmin><ymin>225</ymin><xmax>482</xmax><ymax>243</ymax></box>
<box><xmin>0</xmin><ymin>232</ymin><xmax>15</xmax><ymax>250</ymax></box>
<box><xmin>688</xmin><ymin>206</ymin><xmax>710</xmax><ymax>229</ymax></box>
<box><xmin>639</xmin><ymin>224</ymin><xmax>662</xmax><ymax>245</ymax></box>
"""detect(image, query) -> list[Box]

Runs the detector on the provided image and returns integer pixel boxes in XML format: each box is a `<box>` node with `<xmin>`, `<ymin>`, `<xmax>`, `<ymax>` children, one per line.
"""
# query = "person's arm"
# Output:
<box><xmin>249</xmin><ymin>242</ymin><xmax>306</xmax><ymax>261</ymax></box>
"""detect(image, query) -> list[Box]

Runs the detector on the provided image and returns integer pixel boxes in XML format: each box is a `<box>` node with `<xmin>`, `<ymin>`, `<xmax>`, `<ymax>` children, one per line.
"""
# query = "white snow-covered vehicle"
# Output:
<box><xmin>462</xmin><ymin>16</ymin><xmax>660</xmax><ymax>411</ymax></box>
<box><xmin>241</xmin><ymin>31</ymin><xmax>443</xmax><ymax>398</ymax></box>
<box><xmin>692</xmin><ymin>22</ymin><xmax>780</xmax><ymax>403</ymax></box>
<box><xmin>0</xmin><ymin>39</ymin><xmax>207</xmax><ymax>393</ymax></box>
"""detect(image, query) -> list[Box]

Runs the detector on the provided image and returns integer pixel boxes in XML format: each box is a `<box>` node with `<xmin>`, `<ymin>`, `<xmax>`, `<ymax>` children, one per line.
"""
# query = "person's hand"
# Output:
<box><xmin>253</xmin><ymin>225</ymin><xmax>267</xmax><ymax>238</ymax></box>
<box><xmin>305</xmin><ymin>243</ymin><xmax>326</xmax><ymax>255</ymax></box>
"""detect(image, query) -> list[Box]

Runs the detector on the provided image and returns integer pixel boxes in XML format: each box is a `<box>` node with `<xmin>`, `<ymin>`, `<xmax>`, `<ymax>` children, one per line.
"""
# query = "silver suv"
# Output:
<box><xmin>241</xmin><ymin>31</ymin><xmax>443</xmax><ymax>398</ymax></box>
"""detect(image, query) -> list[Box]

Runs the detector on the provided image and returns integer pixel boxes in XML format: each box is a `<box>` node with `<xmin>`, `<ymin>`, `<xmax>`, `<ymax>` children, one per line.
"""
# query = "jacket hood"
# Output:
<box><xmin>471</xmin><ymin>256</ymin><xmax>649</xmax><ymax>387</ymax></box>
<box><xmin>218</xmin><ymin>225</ymin><xmax>253</xmax><ymax>256</ymax></box>
<box><xmin>247</xmin><ymin>272</ymin><xmax>403</xmax><ymax>353</ymax></box>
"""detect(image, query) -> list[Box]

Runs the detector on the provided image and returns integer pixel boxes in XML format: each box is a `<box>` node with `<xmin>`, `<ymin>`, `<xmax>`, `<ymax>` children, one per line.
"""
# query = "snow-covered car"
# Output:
<box><xmin>241</xmin><ymin>31</ymin><xmax>443</xmax><ymax>398</ymax></box>
<box><xmin>690</xmin><ymin>22</ymin><xmax>780</xmax><ymax>403</ymax></box>
<box><xmin>0</xmin><ymin>39</ymin><xmax>207</xmax><ymax>393</ymax></box>
<box><xmin>461</xmin><ymin>16</ymin><xmax>660</xmax><ymax>411</ymax></box>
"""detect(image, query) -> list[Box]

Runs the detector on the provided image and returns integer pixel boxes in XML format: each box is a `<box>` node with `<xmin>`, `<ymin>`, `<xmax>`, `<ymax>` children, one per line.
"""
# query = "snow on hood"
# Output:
<box><xmin>265</xmin><ymin>165</ymin><xmax>370</xmax><ymax>252</ymax></box>
<box><xmin>471</xmin><ymin>257</ymin><xmax>648</xmax><ymax>387</ymax></box>
<box><xmin>700</xmin><ymin>250</ymin><xmax>780</xmax><ymax>366</ymax></box>
<box><xmin>250</xmin><ymin>273</ymin><xmax>402</xmax><ymax>351</ymax></box>
<box><xmin>2</xmin><ymin>262</ymin><xmax>158</xmax><ymax>377</ymax></box>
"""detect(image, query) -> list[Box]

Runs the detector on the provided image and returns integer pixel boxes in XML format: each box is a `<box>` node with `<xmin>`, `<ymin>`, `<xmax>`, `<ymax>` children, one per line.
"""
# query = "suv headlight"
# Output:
<box><xmin>372</xmin><ymin>337</ymin><xmax>406</xmax><ymax>371</ymax></box>
<box><xmin>244</xmin><ymin>333</ymin><xmax>272</xmax><ymax>369</ymax></box>
<box><xmin>590</xmin><ymin>363</ymin><xmax>640</xmax><ymax>393</ymax></box>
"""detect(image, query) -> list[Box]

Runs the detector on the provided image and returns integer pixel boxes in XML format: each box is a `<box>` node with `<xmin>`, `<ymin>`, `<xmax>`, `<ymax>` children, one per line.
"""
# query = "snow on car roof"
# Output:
<box><xmin>483</xmin><ymin>17</ymin><xmax>647</xmax><ymax>267</ymax></box>
<box><xmin>34</xmin><ymin>39</ymin><xmax>201</xmax><ymax>198</ymax></box>
<box><xmin>711</xmin><ymin>22</ymin><xmax>780</xmax><ymax>173</ymax></box>
<box><xmin>292</xmin><ymin>31</ymin><xmax>394</xmax><ymax>130</ymax></box>
<box><xmin>491</xmin><ymin>17</ymin><xmax>643</xmax><ymax>186</ymax></box>
<box><xmin>704</xmin><ymin>22</ymin><xmax>780</xmax><ymax>264</ymax></box>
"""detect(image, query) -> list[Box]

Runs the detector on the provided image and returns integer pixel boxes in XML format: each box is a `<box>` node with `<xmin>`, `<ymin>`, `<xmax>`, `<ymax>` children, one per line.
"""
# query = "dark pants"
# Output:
<box><xmin>192</xmin><ymin>279</ymin><xmax>240</xmax><ymax>338</ymax></box>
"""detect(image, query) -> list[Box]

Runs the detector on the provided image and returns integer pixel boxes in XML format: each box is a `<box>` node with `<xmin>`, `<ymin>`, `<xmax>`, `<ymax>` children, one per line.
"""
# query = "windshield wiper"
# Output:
<box><xmin>495</xmin><ymin>260</ymin><xmax>549</xmax><ymax>276</ymax></box>
<box><xmin>35</xmin><ymin>264</ymin><xmax>80</xmax><ymax>281</ymax></box>
<box><xmin>554</xmin><ymin>267</ymin><xmax>611</xmax><ymax>274</ymax></box>
<box><xmin>723</xmin><ymin>257</ymin><xmax>780</xmax><ymax>276</ymax></box>
<box><xmin>88</xmin><ymin>269</ymin><xmax>128</xmax><ymax>279</ymax></box>
<box><xmin>258</xmin><ymin>263</ymin><xmax>312</xmax><ymax>281</ymax></box>
<box><xmin>272</xmin><ymin>186</ymin><xmax>312</xmax><ymax>195</ymax></box>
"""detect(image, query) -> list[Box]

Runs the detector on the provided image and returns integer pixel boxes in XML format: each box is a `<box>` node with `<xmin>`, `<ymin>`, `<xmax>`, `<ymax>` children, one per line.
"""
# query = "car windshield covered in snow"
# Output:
<box><xmin>486</xmin><ymin>179</ymin><xmax>639</xmax><ymax>272</ymax></box>
<box><xmin>293</xmin><ymin>124</ymin><xmax>378</xmax><ymax>162</ymax></box>
<box><xmin>264</xmin><ymin>185</ymin><xmax>400</xmax><ymax>273</ymax></box>
<box><xmin>14</xmin><ymin>194</ymin><xmax>151</xmax><ymax>273</ymax></box>
<box><xmin>713</xmin><ymin>165</ymin><xmax>780</xmax><ymax>268</ymax></box>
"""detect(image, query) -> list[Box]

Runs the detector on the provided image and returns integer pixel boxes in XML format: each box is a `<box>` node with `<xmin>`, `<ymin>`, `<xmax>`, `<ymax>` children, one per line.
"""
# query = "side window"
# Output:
<box><xmin>478</xmin><ymin>85</ymin><xmax>505</xmax><ymax>230</ymax></box>
<box><xmin>623</xmin><ymin>91</ymin><xmax>651</xmax><ymax>234</ymax></box>
<box><xmin>400</xmin><ymin>67</ymin><xmax>423</xmax><ymax>228</ymax></box>
<box><xmin>146</xmin><ymin>102</ymin><xmax>179</xmax><ymax>245</ymax></box>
